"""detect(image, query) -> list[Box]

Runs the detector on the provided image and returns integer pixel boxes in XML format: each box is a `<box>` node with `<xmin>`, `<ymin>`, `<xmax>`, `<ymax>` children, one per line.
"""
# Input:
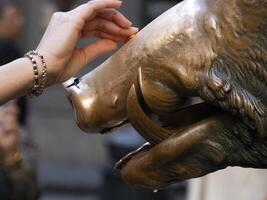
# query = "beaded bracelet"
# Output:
<box><xmin>24</xmin><ymin>53</ymin><xmax>39</xmax><ymax>97</ymax></box>
<box><xmin>24</xmin><ymin>50</ymin><xmax>48</xmax><ymax>97</ymax></box>
<box><xmin>29</xmin><ymin>50</ymin><xmax>47</xmax><ymax>96</ymax></box>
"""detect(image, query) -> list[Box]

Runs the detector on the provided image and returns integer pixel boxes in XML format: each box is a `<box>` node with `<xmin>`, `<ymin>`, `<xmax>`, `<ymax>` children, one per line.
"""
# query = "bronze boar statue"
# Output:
<box><xmin>64</xmin><ymin>0</ymin><xmax>267</xmax><ymax>190</ymax></box>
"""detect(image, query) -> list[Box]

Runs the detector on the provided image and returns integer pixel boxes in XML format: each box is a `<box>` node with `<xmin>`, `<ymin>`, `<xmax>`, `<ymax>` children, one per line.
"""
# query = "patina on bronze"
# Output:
<box><xmin>64</xmin><ymin>0</ymin><xmax>267</xmax><ymax>190</ymax></box>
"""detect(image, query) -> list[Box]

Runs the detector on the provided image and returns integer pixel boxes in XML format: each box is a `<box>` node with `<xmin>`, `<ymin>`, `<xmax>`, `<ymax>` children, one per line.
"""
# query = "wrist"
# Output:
<box><xmin>35</xmin><ymin>49</ymin><xmax>61</xmax><ymax>86</ymax></box>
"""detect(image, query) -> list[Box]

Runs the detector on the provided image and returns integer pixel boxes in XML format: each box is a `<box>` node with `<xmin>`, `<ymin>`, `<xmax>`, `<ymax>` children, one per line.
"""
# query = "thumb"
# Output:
<box><xmin>81</xmin><ymin>39</ymin><xmax>117</xmax><ymax>65</ymax></box>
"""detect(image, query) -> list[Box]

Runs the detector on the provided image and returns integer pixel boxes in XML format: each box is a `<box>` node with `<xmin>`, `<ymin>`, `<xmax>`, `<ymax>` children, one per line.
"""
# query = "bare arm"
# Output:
<box><xmin>0</xmin><ymin>0</ymin><xmax>138</xmax><ymax>105</ymax></box>
<box><xmin>0</xmin><ymin>58</ymin><xmax>36</xmax><ymax>104</ymax></box>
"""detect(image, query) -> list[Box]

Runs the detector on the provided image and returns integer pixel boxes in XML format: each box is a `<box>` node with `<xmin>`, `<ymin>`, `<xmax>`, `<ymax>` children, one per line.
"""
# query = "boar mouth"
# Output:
<box><xmin>115</xmin><ymin>84</ymin><xmax>224</xmax><ymax>173</ymax></box>
<box><xmin>100</xmin><ymin>119</ymin><xmax>130</xmax><ymax>134</ymax></box>
<box><xmin>126</xmin><ymin>85</ymin><xmax>223</xmax><ymax>146</ymax></box>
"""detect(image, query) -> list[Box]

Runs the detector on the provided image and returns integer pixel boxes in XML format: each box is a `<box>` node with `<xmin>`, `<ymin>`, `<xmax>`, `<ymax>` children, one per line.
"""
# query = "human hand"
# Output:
<box><xmin>36</xmin><ymin>0</ymin><xmax>138</xmax><ymax>85</ymax></box>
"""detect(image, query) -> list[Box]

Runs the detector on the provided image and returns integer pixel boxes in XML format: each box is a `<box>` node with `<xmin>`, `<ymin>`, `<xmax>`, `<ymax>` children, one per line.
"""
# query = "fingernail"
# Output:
<box><xmin>132</xmin><ymin>27</ymin><xmax>139</xmax><ymax>32</ymax></box>
<box><xmin>129</xmin><ymin>32</ymin><xmax>138</xmax><ymax>40</ymax></box>
<box><xmin>127</xmin><ymin>20</ymin><xmax>133</xmax><ymax>26</ymax></box>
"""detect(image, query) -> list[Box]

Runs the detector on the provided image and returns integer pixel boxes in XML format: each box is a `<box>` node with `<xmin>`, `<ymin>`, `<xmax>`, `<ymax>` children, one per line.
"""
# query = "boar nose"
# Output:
<box><xmin>63</xmin><ymin>78</ymin><xmax>127</xmax><ymax>134</ymax></box>
<box><xmin>63</xmin><ymin>78</ymin><xmax>105</xmax><ymax>133</ymax></box>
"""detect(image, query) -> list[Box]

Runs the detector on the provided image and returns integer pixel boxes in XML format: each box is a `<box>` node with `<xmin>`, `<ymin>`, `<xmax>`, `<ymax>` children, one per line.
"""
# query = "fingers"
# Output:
<box><xmin>71</xmin><ymin>0</ymin><xmax>122</xmax><ymax>20</ymax></box>
<box><xmin>70</xmin><ymin>0</ymin><xmax>139</xmax><ymax>42</ymax></box>
<box><xmin>82</xmin><ymin>30</ymin><xmax>128</xmax><ymax>42</ymax></box>
<box><xmin>84</xmin><ymin>18</ymin><xmax>139</xmax><ymax>38</ymax></box>
<box><xmin>97</xmin><ymin>8</ymin><xmax>132</xmax><ymax>28</ymax></box>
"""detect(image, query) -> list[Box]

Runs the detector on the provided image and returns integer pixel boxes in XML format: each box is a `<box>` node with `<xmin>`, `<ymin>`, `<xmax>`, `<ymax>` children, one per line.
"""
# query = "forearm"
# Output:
<box><xmin>0</xmin><ymin>58</ymin><xmax>36</xmax><ymax>104</ymax></box>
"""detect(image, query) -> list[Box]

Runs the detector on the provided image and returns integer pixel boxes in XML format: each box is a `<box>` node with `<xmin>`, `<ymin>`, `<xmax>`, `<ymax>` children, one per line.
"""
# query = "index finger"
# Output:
<box><xmin>71</xmin><ymin>0</ymin><xmax>122</xmax><ymax>20</ymax></box>
<box><xmin>97</xmin><ymin>9</ymin><xmax>132</xmax><ymax>28</ymax></box>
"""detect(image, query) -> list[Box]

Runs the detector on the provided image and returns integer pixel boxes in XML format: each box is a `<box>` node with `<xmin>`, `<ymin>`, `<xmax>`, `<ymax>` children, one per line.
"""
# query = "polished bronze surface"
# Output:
<box><xmin>64</xmin><ymin>0</ymin><xmax>267</xmax><ymax>189</ymax></box>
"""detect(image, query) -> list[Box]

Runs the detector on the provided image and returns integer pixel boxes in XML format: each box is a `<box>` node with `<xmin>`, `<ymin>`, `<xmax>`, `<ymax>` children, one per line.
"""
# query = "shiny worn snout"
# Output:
<box><xmin>63</xmin><ymin>78</ymin><xmax>128</xmax><ymax>133</ymax></box>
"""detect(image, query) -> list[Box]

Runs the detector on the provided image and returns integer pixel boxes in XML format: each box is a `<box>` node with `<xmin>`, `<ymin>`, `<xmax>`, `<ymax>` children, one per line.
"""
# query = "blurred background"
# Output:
<box><xmin>1</xmin><ymin>0</ymin><xmax>267</xmax><ymax>200</ymax></box>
